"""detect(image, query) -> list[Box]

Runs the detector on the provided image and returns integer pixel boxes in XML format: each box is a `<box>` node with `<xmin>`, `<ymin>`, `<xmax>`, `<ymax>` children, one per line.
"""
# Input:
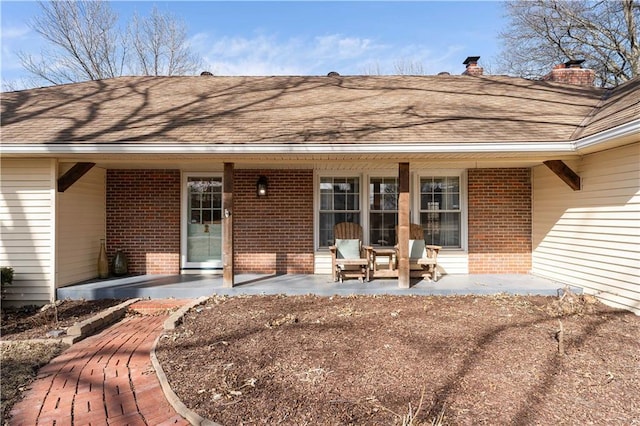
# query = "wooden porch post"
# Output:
<box><xmin>223</xmin><ymin>163</ymin><xmax>234</xmax><ymax>287</ymax></box>
<box><xmin>397</xmin><ymin>162</ymin><xmax>410</xmax><ymax>288</ymax></box>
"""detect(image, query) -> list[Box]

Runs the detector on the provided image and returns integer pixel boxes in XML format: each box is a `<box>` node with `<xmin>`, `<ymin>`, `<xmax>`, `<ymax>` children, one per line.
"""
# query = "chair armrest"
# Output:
<box><xmin>425</xmin><ymin>245</ymin><xmax>441</xmax><ymax>259</ymax></box>
<box><xmin>362</xmin><ymin>245</ymin><xmax>374</xmax><ymax>262</ymax></box>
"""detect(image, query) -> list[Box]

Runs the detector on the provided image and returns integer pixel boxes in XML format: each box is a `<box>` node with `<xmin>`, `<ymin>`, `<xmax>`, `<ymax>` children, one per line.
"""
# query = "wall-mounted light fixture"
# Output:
<box><xmin>256</xmin><ymin>175</ymin><xmax>268</xmax><ymax>197</ymax></box>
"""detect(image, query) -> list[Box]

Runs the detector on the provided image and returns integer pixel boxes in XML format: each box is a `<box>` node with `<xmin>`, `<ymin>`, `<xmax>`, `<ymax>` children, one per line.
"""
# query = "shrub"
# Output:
<box><xmin>1</xmin><ymin>267</ymin><xmax>14</xmax><ymax>298</ymax></box>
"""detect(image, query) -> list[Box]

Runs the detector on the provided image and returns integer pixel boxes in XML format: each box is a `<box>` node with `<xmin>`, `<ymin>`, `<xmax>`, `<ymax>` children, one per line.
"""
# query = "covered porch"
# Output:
<box><xmin>56</xmin><ymin>273</ymin><xmax>572</xmax><ymax>301</ymax></box>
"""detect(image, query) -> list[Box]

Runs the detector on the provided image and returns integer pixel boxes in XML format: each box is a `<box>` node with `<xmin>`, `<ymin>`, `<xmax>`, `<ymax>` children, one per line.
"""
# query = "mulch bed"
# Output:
<box><xmin>155</xmin><ymin>293</ymin><xmax>640</xmax><ymax>425</ymax></box>
<box><xmin>1</xmin><ymin>299</ymin><xmax>127</xmax><ymax>341</ymax></box>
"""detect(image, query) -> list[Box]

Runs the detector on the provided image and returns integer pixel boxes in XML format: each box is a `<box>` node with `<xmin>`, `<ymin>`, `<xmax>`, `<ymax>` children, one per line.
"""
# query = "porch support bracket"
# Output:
<box><xmin>57</xmin><ymin>162</ymin><xmax>96</xmax><ymax>192</ymax></box>
<box><xmin>543</xmin><ymin>160</ymin><xmax>581</xmax><ymax>191</ymax></box>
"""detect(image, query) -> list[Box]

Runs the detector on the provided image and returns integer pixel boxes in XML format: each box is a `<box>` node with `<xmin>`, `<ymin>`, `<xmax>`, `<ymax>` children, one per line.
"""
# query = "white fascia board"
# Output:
<box><xmin>0</xmin><ymin>141</ymin><xmax>577</xmax><ymax>155</ymax></box>
<box><xmin>573</xmin><ymin>118</ymin><xmax>640</xmax><ymax>153</ymax></box>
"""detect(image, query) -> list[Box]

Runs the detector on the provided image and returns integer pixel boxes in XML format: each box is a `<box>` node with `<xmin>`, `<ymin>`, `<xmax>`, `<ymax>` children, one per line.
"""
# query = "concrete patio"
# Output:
<box><xmin>57</xmin><ymin>273</ymin><xmax>576</xmax><ymax>301</ymax></box>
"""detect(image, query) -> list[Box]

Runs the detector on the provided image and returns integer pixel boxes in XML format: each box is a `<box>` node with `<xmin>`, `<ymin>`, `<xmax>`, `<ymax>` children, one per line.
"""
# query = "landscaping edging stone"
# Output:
<box><xmin>163</xmin><ymin>296</ymin><xmax>209</xmax><ymax>330</ymax></box>
<box><xmin>62</xmin><ymin>298</ymin><xmax>141</xmax><ymax>344</ymax></box>
<box><xmin>0</xmin><ymin>298</ymin><xmax>141</xmax><ymax>347</ymax></box>
<box><xmin>150</xmin><ymin>296</ymin><xmax>221</xmax><ymax>426</ymax></box>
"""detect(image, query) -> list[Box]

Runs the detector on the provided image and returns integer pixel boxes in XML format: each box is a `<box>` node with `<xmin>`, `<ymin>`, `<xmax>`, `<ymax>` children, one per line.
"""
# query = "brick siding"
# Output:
<box><xmin>106</xmin><ymin>168</ymin><xmax>314</xmax><ymax>276</ymax></box>
<box><xmin>467</xmin><ymin>168</ymin><xmax>532</xmax><ymax>273</ymax></box>
<box><xmin>106</xmin><ymin>170</ymin><xmax>181</xmax><ymax>274</ymax></box>
<box><xmin>105</xmin><ymin>167</ymin><xmax>526</xmax><ymax>276</ymax></box>
<box><xmin>233</xmin><ymin>170</ymin><xmax>314</xmax><ymax>274</ymax></box>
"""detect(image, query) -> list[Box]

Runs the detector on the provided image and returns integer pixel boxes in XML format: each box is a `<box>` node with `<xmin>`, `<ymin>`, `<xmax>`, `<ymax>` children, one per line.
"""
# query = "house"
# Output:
<box><xmin>1</xmin><ymin>57</ymin><xmax>639</xmax><ymax>314</ymax></box>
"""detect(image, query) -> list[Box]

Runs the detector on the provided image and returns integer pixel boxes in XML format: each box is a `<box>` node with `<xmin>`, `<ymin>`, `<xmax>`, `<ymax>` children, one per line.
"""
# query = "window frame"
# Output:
<box><xmin>315</xmin><ymin>173</ymin><xmax>363</xmax><ymax>248</ymax></box>
<box><xmin>315</xmin><ymin>170</ymin><xmax>467</xmax><ymax>251</ymax></box>
<box><xmin>412</xmin><ymin>170</ymin><xmax>467</xmax><ymax>250</ymax></box>
<box><xmin>368</xmin><ymin>175</ymin><xmax>399</xmax><ymax>247</ymax></box>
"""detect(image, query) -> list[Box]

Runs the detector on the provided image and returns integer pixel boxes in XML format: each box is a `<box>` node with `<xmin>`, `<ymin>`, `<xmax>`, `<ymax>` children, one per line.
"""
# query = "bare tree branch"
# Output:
<box><xmin>498</xmin><ymin>0</ymin><xmax>639</xmax><ymax>87</ymax></box>
<box><xmin>393</xmin><ymin>59</ymin><xmax>426</xmax><ymax>75</ymax></box>
<box><xmin>19</xmin><ymin>0</ymin><xmax>124</xmax><ymax>84</ymax></box>
<box><xmin>127</xmin><ymin>6</ymin><xmax>201</xmax><ymax>76</ymax></box>
<box><xmin>17</xmin><ymin>0</ymin><xmax>202</xmax><ymax>86</ymax></box>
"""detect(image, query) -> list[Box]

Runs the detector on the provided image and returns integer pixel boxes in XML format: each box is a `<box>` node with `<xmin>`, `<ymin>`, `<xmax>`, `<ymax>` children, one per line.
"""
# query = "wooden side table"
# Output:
<box><xmin>371</xmin><ymin>247</ymin><xmax>398</xmax><ymax>278</ymax></box>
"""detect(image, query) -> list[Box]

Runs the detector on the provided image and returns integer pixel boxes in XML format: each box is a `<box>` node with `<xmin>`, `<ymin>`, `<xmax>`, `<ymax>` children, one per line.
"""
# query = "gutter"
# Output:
<box><xmin>0</xmin><ymin>141</ymin><xmax>578</xmax><ymax>155</ymax></box>
<box><xmin>572</xmin><ymin>118</ymin><xmax>640</xmax><ymax>153</ymax></box>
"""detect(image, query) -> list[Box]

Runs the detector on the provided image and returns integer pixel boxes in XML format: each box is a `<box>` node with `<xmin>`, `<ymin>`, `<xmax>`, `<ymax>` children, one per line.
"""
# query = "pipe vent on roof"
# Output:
<box><xmin>200</xmin><ymin>71</ymin><xmax>213</xmax><ymax>76</ymax></box>
<box><xmin>327</xmin><ymin>71</ymin><xmax>340</xmax><ymax>77</ymax></box>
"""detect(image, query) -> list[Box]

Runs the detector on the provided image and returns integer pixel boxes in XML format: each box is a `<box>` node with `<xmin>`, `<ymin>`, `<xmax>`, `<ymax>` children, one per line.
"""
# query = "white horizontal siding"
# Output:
<box><xmin>0</xmin><ymin>158</ymin><xmax>55</xmax><ymax>305</ymax></box>
<box><xmin>533</xmin><ymin>142</ymin><xmax>640</xmax><ymax>314</ymax></box>
<box><xmin>56</xmin><ymin>165</ymin><xmax>106</xmax><ymax>287</ymax></box>
<box><xmin>436</xmin><ymin>251</ymin><xmax>469</xmax><ymax>274</ymax></box>
<box><xmin>314</xmin><ymin>251</ymin><xmax>333</xmax><ymax>275</ymax></box>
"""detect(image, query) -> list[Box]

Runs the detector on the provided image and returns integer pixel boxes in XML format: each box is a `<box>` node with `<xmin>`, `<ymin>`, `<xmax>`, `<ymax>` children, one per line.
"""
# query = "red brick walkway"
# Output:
<box><xmin>9</xmin><ymin>301</ymin><xmax>190</xmax><ymax>426</ymax></box>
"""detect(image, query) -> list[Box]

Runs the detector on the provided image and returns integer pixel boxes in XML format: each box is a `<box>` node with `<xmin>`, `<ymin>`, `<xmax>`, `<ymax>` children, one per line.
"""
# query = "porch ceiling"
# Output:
<box><xmin>47</xmin><ymin>150</ymin><xmax>582</xmax><ymax>171</ymax></box>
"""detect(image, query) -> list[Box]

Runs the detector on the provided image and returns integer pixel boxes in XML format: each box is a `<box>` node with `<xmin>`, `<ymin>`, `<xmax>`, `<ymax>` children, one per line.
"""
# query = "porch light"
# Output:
<box><xmin>256</xmin><ymin>175</ymin><xmax>268</xmax><ymax>197</ymax></box>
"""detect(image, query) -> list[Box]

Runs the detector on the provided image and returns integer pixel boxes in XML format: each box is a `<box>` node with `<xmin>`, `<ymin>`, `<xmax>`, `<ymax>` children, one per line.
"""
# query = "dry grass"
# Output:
<box><xmin>0</xmin><ymin>299</ymin><xmax>126</xmax><ymax>424</ymax></box>
<box><xmin>1</xmin><ymin>341</ymin><xmax>67</xmax><ymax>424</ymax></box>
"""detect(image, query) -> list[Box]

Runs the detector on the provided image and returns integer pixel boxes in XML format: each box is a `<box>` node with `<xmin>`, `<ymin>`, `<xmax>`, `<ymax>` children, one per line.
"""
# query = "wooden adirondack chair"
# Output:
<box><xmin>397</xmin><ymin>223</ymin><xmax>441</xmax><ymax>281</ymax></box>
<box><xmin>329</xmin><ymin>222</ymin><xmax>372</xmax><ymax>283</ymax></box>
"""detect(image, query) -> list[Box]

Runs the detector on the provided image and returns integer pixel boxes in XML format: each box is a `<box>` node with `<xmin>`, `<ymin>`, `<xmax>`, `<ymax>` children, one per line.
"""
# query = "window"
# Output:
<box><xmin>419</xmin><ymin>176</ymin><xmax>461</xmax><ymax>248</ymax></box>
<box><xmin>369</xmin><ymin>177</ymin><xmax>398</xmax><ymax>246</ymax></box>
<box><xmin>319</xmin><ymin>177</ymin><xmax>360</xmax><ymax>247</ymax></box>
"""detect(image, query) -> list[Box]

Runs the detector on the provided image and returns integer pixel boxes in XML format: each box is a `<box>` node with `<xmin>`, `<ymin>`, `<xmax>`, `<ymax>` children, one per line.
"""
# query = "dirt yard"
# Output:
<box><xmin>155</xmin><ymin>293</ymin><xmax>640</xmax><ymax>425</ymax></box>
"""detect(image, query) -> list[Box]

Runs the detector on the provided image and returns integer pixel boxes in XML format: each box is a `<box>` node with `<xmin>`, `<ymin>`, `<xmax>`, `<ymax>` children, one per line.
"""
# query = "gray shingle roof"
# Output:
<box><xmin>1</xmin><ymin>74</ymin><xmax>636</xmax><ymax>145</ymax></box>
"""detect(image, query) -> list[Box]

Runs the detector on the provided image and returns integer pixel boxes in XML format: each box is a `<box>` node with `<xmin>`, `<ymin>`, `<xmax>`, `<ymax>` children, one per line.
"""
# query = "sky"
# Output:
<box><xmin>0</xmin><ymin>1</ymin><xmax>508</xmax><ymax>90</ymax></box>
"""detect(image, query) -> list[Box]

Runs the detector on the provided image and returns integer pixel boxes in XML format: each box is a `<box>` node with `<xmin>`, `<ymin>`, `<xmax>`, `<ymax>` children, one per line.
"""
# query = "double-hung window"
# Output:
<box><xmin>319</xmin><ymin>177</ymin><xmax>360</xmax><ymax>247</ymax></box>
<box><xmin>419</xmin><ymin>176</ymin><xmax>461</xmax><ymax>248</ymax></box>
<box><xmin>318</xmin><ymin>173</ymin><xmax>464</xmax><ymax>250</ymax></box>
<box><xmin>369</xmin><ymin>177</ymin><xmax>398</xmax><ymax>246</ymax></box>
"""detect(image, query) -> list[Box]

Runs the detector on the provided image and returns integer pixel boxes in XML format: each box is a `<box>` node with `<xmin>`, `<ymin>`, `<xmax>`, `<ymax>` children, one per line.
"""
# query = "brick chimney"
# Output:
<box><xmin>542</xmin><ymin>60</ymin><xmax>595</xmax><ymax>86</ymax></box>
<box><xmin>462</xmin><ymin>56</ymin><xmax>483</xmax><ymax>76</ymax></box>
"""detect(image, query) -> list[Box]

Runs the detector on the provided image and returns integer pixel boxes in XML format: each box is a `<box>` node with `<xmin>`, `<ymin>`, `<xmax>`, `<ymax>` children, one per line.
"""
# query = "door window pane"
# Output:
<box><xmin>187</xmin><ymin>177</ymin><xmax>223</xmax><ymax>263</ymax></box>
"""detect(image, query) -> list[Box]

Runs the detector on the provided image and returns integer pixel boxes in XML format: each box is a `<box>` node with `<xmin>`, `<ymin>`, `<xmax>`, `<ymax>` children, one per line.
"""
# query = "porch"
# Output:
<box><xmin>56</xmin><ymin>273</ymin><xmax>573</xmax><ymax>301</ymax></box>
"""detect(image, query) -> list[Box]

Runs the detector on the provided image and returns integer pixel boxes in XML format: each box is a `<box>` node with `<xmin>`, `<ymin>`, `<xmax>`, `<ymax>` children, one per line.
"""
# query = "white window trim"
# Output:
<box><xmin>314</xmin><ymin>172</ymin><xmax>365</xmax><ymax>249</ymax></box>
<box><xmin>315</xmin><ymin>169</ymin><xmax>468</xmax><ymax>252</ymax></box>
<box><xmin>412</xmin><ymin>170</ymin><xmax>468</xmax><ymax>251</ymax></box>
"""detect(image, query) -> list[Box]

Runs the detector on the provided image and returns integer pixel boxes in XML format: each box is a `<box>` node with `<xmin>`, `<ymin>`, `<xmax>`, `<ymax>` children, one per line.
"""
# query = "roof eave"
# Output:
<box><xmin>0</xmin><ymin>141</ymin><xmax>578</xmax><ymax>156</ymax></box>
<box><xmin>574</xmin><ymin>118</ymin><xmax>640</xmax><ymax>155</ymax></box>
<box><xmin>2</xmin><ymin>118</ymin><xmax>638</xmax><ymax>158</ymax></box>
